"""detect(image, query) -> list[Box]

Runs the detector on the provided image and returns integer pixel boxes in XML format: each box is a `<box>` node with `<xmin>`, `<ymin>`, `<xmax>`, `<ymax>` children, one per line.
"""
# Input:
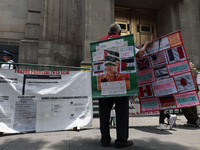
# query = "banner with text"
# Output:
<box><xmin>90</xmin><ymin>34</ymin><xmax>139</xmax><ymax>98</ymax></box>
<box><xmin>0</xmin><ymin>69</ymin><xmax>92</xmax><ymax>133</ymax></box>
<box><xmin>137</xmin><ymin>31</ymin><xmax>200</xmax><ymax>112</ymax></box>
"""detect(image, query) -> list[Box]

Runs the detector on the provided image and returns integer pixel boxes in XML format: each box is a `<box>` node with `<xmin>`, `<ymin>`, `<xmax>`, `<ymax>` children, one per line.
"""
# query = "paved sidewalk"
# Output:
<box><xmin>0</xmin><ymin>115</ymin><xmax>200</xmax><ymax>150</ymax></box>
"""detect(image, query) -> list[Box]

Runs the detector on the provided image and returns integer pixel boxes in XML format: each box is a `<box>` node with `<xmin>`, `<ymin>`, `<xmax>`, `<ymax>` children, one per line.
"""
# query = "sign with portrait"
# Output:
<box><xmin>90</xmin><ymin>34</ymin><xmax>138</xmax><ymax>98</ymax></box>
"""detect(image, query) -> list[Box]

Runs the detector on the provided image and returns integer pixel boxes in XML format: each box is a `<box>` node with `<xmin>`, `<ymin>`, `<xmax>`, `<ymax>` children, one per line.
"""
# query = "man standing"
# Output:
<box><xmin>182</xmin><ymin>61</ymin><xmax>200</xmax><ymax>127</ymax></box>
<box><xmin>99</xmin><ymin>23</ymin><xmax>152</xmax><ymax>148</ymax></box>
<box><xmin>1</xmin><ymin>50</ymin><xmax>15</xmax><ymax>69</ymax></box>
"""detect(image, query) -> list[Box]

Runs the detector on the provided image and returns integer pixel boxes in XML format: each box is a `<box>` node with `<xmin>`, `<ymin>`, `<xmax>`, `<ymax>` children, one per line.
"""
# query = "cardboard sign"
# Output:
<box><xmin>137</xmin><ymin>31</ymin><xmax>200</xmax><ymax>112</ymax></box>
<box><xmin>90</xmin><ymin>34</ymin><xmax>138</xmax><ymax>98</ymax></box>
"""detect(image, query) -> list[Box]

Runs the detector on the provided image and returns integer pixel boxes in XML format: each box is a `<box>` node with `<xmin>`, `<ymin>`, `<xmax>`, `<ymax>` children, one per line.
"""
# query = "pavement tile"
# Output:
<box><xmin>0</xmin><ymin>115</ymin><xmax>200</xmax><ymax>150</ymax></box>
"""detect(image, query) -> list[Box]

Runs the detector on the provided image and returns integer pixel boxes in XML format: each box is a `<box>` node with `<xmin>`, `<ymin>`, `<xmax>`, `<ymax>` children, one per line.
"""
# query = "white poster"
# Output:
<box><xmin>119</xmin><ymin>46</ymin><xmax>134</xmax><ymax>58</ymax></box>
<box><xmin>174</xmin><ymin>72</ymin><xmax>195</xmax><ymax>93</ymax></box>
<box><xmin>0</xmin><ymin>69</ymin><xmax>92</xmax><ymax>133</ymax></box>
<box><xmin>98</xmin><ymin>39</ymin><xmax>124</xmax><ymax>51</ymax></box>
<box><xmin>152</xmin><ymin>78</ymin><xmax>177</xmax><ymax>97</ymax></box>
<box><xmin>101</xmin><ymin>81</ymin><xmax>127</xmax><ymax>95</ymax></box>
<box><xmin>144</xmin><ymin>37</ymin><xmax>170</xmax><ymax>56</ymax></box>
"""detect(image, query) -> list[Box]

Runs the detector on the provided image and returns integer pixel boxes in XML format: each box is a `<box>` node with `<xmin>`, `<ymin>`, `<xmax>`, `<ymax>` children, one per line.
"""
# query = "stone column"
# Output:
<box><xmin>38</xmin><ymin>0</ymin><xmax>84</xmax><ymax>67</ymax></box>
<box><xmin>81</xmin><ymin>0</ymin><xmax>115</xmax><ymax>67</ymax></box>
<box><xmin>178</xmin><ymin>0</ymin><xmax>200</xmax><ymax>68</ymax></box>
<box><xmin>19</xmin><ymin>0</ymin><xmax>41</xmax><ymax>64</ymax></box>
<box><xmin>158</xmin><ymin>0</ymin><xmax>200</xmax><ymax>68</ymax></box>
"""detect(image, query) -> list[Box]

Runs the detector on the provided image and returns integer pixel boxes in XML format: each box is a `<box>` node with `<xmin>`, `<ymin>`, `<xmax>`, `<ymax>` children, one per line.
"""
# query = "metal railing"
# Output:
<box><xmin>0</xmin><ymin>62</ymin><xmax>91</xmax><ymax>71</ymax></box>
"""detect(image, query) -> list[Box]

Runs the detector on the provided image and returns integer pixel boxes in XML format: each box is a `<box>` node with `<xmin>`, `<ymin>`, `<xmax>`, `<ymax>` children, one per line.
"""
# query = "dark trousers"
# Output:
<box><xmin>181</xmin><ymin>106</ymin><xmax>199</xmax><ymax>124</ymax></box>
<box><xmin>159</xmin><ymin>110</ymin><xmax>170</xmax><ymax>124</ymax></box>
<box><xmin>99</xmin><ymin>97</ymin><xmax>129</xmax><ymax>144</ymax></box>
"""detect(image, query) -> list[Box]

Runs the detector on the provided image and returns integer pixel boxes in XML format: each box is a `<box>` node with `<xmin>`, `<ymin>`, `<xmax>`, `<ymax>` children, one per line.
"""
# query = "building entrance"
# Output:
<box><xmin>115</xmin><ymin>7</ymin><xmax>157</xmax><ymax>46</ymax></box>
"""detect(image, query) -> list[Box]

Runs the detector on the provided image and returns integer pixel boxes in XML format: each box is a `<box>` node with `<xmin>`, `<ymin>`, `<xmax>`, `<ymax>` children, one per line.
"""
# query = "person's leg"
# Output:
<box><xmin>190</xmin><ymin>106</ymin><xmax>198</xmax><ymax>116</ymax></box>
<box><xmin>190</xmin><ymin>106</ymin><xmax>200</xmax><ymax>126</ymax></box>
<box><xmin>99</xmin><ymin>98</ymin><xmax>114</xmax><ymax>146</ymax></box>
<box><xmin>181</xmin><ymin>106</ymin><xmax>199</xmax><ymax>124</ymax></box>
<box><xmin>114</xmin><ymin>97</ymin><xmax>133</xmax><ymax>148</ymax></box>
<box><xmin>159</xmin><ymin>110</ymin><xmax>166</xmax><ymax>124</ymax></box>
<box><xmin>115</xmin><ymin>97</ymin><xmax>129</xmax><ymax>142</ymax></box>
<box><xmin>159</xmin><ymin>110</ymin><xmax>166</xmax><ymax>130</ymax></box>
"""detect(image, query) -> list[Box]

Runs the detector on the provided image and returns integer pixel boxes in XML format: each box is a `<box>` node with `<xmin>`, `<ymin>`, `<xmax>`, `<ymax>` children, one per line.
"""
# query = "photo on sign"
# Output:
<box><xmin>150</xmin><ymin>51</ymin><xmax>168</xmax><ymax>67</ymax></box>
<box><xmin>137</xmin><ymin>68</ymin><xmax>156</xmax><ymax>85</ymax></box>
<box><xmin>167</xmin><ymin>32</ymin><xmax>182</xmax><ymax>47</ymax></box>
<box><xmin>92</xmin><ymin>61</ymin><xmax>105</xmax><ymax>76</ymax></box>
<box><xmin>137</xmin><ymin>57</ymin><xmax>151</xmax><ymax>71</ymax></box>
<box><xmin>158</xmin><ymin>95</ymin><xmax>176</xmax><ymax>110</ymax></box>
<box><xmin>139</xmin><ymin>84</ymin><xmax>154</xmax><ymax>99</ymax></box>
<box><xmin>140</xmin><ymin>97</ymin><xmax>159</xmax><ymax>112</ymax></box>
<box><xmin>167</xmin><ymin>61</ymin><xmax>190</xmax><ymax>76</ymax></box>
<box><xmin>154</xmin><ymin>65</ymin><xmax>169</xmax><ymax>80</ymax></box>
<box><xmin>97</xmin><ymin>47</ymin><xmax>130</xmax><ymax>90</ymax></box>
<box><xmin>97</xmin><ymin>73</ymin><xmax>130</xmax><ymax>90</ymax></box>
<box><xmin>120</xmin><ymin>57</ymin><xmax>136</xmax><ymax>73</ymax></box>
<box><xmin>175</xmin><ymin>91</ymin><xmax>200</xmax><ymax>108</ymax></box>
<box><xmin>104</xmin><ymin>49</ymin><xmax>120</xmax><ymax>66</ymax></box>
<box><xmin>144</xmin><ymin>36</ymin><xmax>170</xmax><ymax>56</ymax></box>
<box><xmin>166</xmin><ymin>45</ymin><xmax>186</xmax><ymax>64</ymax></box>
<box><xmin>96</xmin><ymin>47</ymin><xmax>132</xmax><ymax>91</ymax></box>
<box><xmin>151</xmin><ymin>78</ymin><xmax>177</xmax><ymax>97</ymax></box>
<box><xmin>174</xmin><ymin>72</ymin><xmax>195</xmax><ymax>93</ymax></box>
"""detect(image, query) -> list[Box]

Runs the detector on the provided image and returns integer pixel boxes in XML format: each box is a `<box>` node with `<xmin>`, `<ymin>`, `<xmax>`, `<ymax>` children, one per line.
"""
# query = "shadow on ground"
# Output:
<box><xmin>0</xmin><ymin>129</ymin><xmax>199</xmax><ymax>150</ymax></box>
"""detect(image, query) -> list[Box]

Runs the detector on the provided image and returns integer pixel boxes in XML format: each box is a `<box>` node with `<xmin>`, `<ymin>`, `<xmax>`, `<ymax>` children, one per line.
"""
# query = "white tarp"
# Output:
<box><xmin>0</xmin><ymin>69</ymin><xmax>92</xmax><ymax>133</ymax></box>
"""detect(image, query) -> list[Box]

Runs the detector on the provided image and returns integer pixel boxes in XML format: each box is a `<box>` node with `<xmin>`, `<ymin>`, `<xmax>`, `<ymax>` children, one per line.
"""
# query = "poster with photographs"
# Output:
<box><xmin>137</xmin><ymin>31</ymin><xmax>200</xmax><ymax>112</ymax></box>
<box><xmin>90</xmin><ymin>34</ymin><xmax>138</xmax><ymax>98</ymax></box>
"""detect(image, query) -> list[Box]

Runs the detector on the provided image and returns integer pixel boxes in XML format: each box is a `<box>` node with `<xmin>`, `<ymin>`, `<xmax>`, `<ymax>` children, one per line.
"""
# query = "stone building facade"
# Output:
<box><xmin>0</xmin><ymin>0</ymin><xmax>200</xmax><ymax>68</ymax></box>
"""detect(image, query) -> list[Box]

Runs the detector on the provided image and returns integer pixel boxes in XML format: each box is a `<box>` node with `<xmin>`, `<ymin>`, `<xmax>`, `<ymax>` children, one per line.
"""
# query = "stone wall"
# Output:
<box><xmin>0</xmin><ymin>0</ymin><xmax>86</xmax><ymax>67</ymax></box>
<box><xmin>38</xmin><ymin>0</ymin><xmax>84</xmax><ymax>66</ymax></box>
<box><xmin>19</xmin><ymin>0</ymin><xmax>41</xmax><ymax>64</ymax></box>
<box><xmin>82</xmin><ymin>0</ymin><xmax>115</xmax><ymax>65</ymax></box>
<box><xmin>157</xmin><ymin>0</ymin><xmax>200</xmax><ymax>68</ymax></box>
<box><xmin>0</xmin><ymin>0</ymin><xmax>28</xmax><ymax>44</ymax></box>
<box><xmin>178</xmin><ymin>0</ymin><xmax>200</xmax><ymax>68</ymax></box>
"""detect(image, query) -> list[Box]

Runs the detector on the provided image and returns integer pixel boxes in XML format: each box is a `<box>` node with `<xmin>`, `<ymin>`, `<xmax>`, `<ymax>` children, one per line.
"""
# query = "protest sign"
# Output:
<box><xmin>0</xmin><ymin>69</ymin><xmax>92</xmax><ymax>133</ymax></box>
<box><xmin>109</xmin><ymin>96</ymin><xmax>159</xmax><ymax>117</ymax></box>
<box><xmin>90</xmin><ymin>34</ymin><xmax>139</xmax><ymax>98</ymax></box>
<box><xmin>137</xmin><ymin>31</ymin><xmax>200</xmax><ymax>112</ymax></box>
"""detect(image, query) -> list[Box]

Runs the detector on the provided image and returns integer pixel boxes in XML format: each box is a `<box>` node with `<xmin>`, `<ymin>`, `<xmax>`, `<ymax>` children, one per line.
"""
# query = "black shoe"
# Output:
<box><xmin>115</xmin><ymin>140</ymin><xmax>133</xmax><ymax>148</ymax></box>
<box><xmin>101</xmin><ymin>138</ymin><xmax>111</xmax><ymax>147</ymax></box>
<box><xmin>101</xmin><ymin>142</ymin><xmax>110</xmax><ymax>147</ymax></box>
